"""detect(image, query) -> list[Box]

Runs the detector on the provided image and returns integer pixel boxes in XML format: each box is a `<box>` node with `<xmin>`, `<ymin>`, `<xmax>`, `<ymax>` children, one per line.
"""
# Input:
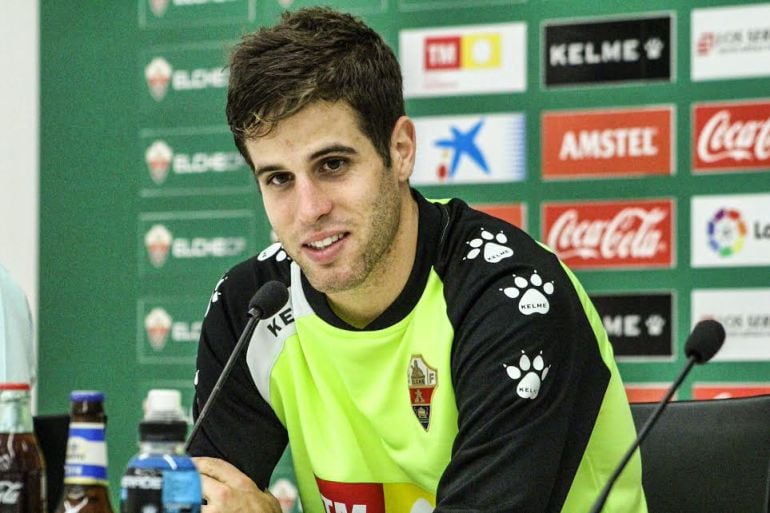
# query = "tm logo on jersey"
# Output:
<box><xmin>501</xmin><ymin>270</ymin><xmax>554</xmax><ymax>315</ymax></box>
<box><xmin>464</xmin><ymin>228</ymin><xmax>513</xmax><ymax>263</ymax></box>
<box><xmin>504</xmin><ymin>350</ymin><xmax>550</xmax><ymax>399</ymax></box>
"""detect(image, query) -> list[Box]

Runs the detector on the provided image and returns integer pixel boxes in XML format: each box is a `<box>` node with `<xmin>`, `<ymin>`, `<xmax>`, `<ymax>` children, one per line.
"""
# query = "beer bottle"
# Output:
<box><xmin>54</xmin><ymin>391</ymin><xmax>114</xmax><ymax>513</ymax></box>
<box><xmin>0</xmin><ymin>382</ymin><xmax>45</xmax><ymax>513</ymax></box>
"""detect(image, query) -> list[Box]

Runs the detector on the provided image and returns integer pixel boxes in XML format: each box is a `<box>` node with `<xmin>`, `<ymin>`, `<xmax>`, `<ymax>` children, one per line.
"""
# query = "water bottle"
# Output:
<box><xmin>120</xmin><ymin>390</ymin><xmax>201</xmax><ymax>513</ymax></box>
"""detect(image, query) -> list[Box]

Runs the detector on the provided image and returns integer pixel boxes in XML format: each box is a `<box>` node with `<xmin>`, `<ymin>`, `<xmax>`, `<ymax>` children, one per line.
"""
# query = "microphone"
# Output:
<box><xmin>588</xmin><ymin>319</ymin><xmax>726</xmax><ymax>513</ymax></box>
<box><xmin>185</xmin><ymin>280</ymin><xmax>289</xmax><ymax>452</ymax></box>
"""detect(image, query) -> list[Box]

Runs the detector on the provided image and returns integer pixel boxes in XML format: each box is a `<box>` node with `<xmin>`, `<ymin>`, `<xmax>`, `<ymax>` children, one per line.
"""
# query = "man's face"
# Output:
<box><xmin>245</xmin><ymin>101</ymin><xmax>407</xmax><ymax>295</ymax></box>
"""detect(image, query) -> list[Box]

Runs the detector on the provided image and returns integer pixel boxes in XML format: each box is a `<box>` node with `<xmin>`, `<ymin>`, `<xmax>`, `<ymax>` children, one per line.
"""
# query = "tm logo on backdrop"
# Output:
<box><xmin>412</xmin><ymin>113</ymin><xmax>525</xmax><ymax>185</ymax></box>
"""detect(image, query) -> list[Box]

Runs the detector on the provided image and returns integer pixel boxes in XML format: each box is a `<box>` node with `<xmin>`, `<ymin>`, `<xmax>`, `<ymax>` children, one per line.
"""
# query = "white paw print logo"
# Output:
<box><xmin>464</xmin><ymin>228</ymin><xmax>513</xmax><ymax>263</ymax></box>
<box><xmin>257</xmin><ymin>242</ymin><xmax>290</xmax><ymax>262</ymax></box>
<box><xmin>644</xmin><ymin>37</ymin><xmax>664</xmax><ymax>60</ymax></box>
<box><xmin>504</xmin><ymin>350</ymin><xmax>550</xmax><ymax>400</ymax></box>
<box><xmin>205</xmin><ymin>275</ymin><xmax>227</xmax><ymax>316</ymax></box>
<box><xmin>645</xmin><ymin>314</ymin><xmax>666</xmax><ymax>336</ymax></box>
<box><xmin>501</xmin><ymin>270</ymin><xmax>554</xmax><ymax>315</ymax></box>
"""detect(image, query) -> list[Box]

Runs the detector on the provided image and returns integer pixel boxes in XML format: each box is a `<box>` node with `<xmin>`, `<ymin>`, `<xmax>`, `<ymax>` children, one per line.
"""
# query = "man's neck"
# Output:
<box><xmin>327</xmin><ymin>193</ymin><xmax>419</xmax><ymax>329</ymax></box>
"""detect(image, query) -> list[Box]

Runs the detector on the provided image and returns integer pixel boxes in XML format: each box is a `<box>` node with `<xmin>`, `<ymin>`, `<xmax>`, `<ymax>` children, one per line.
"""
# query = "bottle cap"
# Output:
<box><xmin>70</xmin><ymin>390</ymin><xmax>105</xmax><ymax>402</ymax></box>
<box><xmin>0</xmin><ymin>383</ymin><xmax>30</xmax><ymax>391</ymax></box>
<box><xmin>144</xmin><ymin>389</ymin><xmax>185</xmax><ymax>421</ymax></box>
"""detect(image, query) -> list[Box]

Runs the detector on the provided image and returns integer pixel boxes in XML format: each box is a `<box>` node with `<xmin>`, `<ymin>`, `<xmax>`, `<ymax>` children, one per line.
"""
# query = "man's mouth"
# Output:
<box><xmin>304</xmin><ymin>232</ymin><xmax>348</xmax><ymax>250</ymax></box>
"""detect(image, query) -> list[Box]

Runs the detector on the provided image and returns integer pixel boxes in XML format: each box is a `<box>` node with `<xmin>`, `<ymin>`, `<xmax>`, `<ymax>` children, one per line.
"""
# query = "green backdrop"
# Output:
<box><xmin>39</xmin><ymin>0</ymin><xmax>769</xmax><ymax>508</ymax></box>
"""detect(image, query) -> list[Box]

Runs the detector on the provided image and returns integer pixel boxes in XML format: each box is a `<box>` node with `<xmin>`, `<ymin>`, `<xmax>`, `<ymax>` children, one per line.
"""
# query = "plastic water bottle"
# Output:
<box><xmin>120</xmin><ymin>389</ymin><xmax>201</xmax><ymax>513</ymax></box>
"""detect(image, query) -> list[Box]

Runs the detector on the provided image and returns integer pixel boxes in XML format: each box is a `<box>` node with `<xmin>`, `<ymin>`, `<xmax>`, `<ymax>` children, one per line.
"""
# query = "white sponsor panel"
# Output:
<box><xmin>692</xmin><ymin>4</ymin><xmax>770</xmax><ymax>81</ymax></box>
<box><xmin>692</xmin><ymin>288</ymin><xmax>770</xmax><ymax>361</ymax></box>
<box><xmin>412</xmin><ymin>113</ymin><xmax>525</xmax><ymax>184</ymax></box>
<box><xmin>400</xmin><ymin>22</ymin><xmax>526</xmax><ymax>97</ymax></box>
<box><xmin>691</xmin><ymin>193</ymin><xmax>770</xmax><ymax>267</ymax></box>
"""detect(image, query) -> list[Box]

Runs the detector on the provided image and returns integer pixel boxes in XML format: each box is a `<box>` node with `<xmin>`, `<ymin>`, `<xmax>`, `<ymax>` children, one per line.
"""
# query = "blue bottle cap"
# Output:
<box><xmin>70</xmin><ymin>390</ymin><xmax>105</xmax><ymax>402</ymax></box>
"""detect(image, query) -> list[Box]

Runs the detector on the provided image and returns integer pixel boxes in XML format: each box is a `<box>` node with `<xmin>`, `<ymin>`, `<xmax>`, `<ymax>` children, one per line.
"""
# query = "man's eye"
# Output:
<box><xmin>266</xmin><ymin>173</ymin><xmax>292</xmax><ymax>186</ymax></box>
<box><xmin>322</xmin><ymin>158</ymin><xmax>346</xmax><ymax>172</ymax></box>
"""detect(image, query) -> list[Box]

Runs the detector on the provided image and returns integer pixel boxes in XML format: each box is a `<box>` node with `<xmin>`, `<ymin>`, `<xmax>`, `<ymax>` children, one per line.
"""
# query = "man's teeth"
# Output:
<box><xmin>308</xmin><ymin>234</ymin><xmax>343</xmax><ymax>249</ymax></box>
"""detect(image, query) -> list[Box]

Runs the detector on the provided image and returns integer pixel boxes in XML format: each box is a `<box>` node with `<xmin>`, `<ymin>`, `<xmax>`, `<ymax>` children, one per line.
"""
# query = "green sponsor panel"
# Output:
<box><xmin>137</xmin><ymin>296</ymin><xmax>205</xmax><ymax>364</ymax></box>
<box><xmin>140</xmin><ymin>42</ymin><xmax>233</xmax><ymax>127</ymax></box>
<box><xmin>139</xmin><ymin>126</ymin><xmax>254</xmax><ymax>196</ymax></box>
<box><xmin>269</xmin><ymin>449</ymin><xmax>302</xmax><ymax>513</ymax></box>
<box><xmin>262</xmin><ymin>0</ymin><xmax>387</xmax><ymax>17</ymax></box>
<box><xmin>138</xmin><ymin>210</ymin><xmax>257</xmax><ymax>278</ymax></box>
<box><xmin>139</xmin><ymin>0</ymin><xmax>256</xmax><ymax>29</ymax></box>
<box><xmin>397</xmin><ymin>0</ymin><xmax>523</xmax><ymax>12</ymax></box>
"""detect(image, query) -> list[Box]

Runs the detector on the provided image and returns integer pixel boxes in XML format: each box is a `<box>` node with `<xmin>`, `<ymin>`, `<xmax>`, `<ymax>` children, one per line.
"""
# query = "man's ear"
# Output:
<box><xmin>390</xmin><ymin>116</ymin><xmax>416</xmax><ymax>182</ymax></box>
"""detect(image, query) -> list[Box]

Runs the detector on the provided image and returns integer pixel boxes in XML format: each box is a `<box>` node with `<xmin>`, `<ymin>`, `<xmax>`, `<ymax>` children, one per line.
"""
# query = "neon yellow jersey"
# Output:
<box><xmin>192</xmin><ymin>192</ymin><xmax>647</xmax><ymax>513</ymax></box>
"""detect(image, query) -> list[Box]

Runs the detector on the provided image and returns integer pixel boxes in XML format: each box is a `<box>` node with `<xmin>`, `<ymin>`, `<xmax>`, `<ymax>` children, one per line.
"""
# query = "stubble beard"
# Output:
<box><xmin>305</xmin><ymin>169</ymin><xmax>402</xmax><ymax>295</ymax></box>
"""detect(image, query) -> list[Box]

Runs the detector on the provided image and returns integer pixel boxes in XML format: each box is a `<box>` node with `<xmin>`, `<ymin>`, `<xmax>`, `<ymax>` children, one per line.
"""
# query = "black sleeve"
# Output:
<box><xmin>435</xmin><ymin>213</ymin><xmax>610</xmax><ymax>512</ymax></box>
<box><xmin>188</xmin><ymin>264</ymin><xmax>289</xmax><ymax>490</ymax></box>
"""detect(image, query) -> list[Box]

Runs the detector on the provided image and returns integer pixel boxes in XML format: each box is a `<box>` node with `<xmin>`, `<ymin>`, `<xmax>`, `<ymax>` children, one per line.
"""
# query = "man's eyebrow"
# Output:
<box><xmin>254</xmin><ymin>144</ymin><xmax>359</xmax><ymax>178</ymax></box>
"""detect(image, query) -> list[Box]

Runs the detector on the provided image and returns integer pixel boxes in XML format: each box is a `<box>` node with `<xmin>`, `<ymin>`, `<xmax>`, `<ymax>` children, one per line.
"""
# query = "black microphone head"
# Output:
<box><xmin>684</xmin><ymin>319</ymin><xmax>725</xmax><ymax>364</ymax></box>
<box><xmin>248</xmin><ymin>280</ymin><xmax>289</xmax><ymax>318</ymax></box>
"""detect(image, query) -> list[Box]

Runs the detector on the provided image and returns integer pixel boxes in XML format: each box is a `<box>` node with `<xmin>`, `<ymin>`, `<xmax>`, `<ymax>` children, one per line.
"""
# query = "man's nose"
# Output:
<box><xmin>295</xmin><ymin>177</ymin><xmax>333</xmax><ymax>224</ymax></box>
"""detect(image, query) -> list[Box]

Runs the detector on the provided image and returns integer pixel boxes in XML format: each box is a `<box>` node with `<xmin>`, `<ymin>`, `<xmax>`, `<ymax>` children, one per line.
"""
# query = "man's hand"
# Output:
<box><xmin>193</xmin><ymin>456</ymin><xmax>282</xmax><ymax>513</ymax></box>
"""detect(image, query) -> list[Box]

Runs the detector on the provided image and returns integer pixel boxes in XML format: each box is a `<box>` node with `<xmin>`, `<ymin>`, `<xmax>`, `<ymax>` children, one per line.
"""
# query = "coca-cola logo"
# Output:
<box><xmin>0</xmin><ymin>481</ymin><xmax>22</xmax><ymax>505</ymax></box>
<box><xmin>543</xmin><ymin>200</ymin><xmax>674</xmax><ymax>269</ymax></box>
<box><xmin>694</xmin><ymin>101</ymin><xmax>770</xmax><ymax>171</ymax></box>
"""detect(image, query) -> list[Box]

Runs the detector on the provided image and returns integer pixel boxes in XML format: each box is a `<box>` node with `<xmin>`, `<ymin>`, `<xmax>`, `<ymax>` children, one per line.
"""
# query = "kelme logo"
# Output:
<box><xmin>145</xmin><ymin>57</ymin><xmax>172</xmax><ymax>101</ymax></box>
<box><xmin>144</xmin><ymin>224</ymin><xmax>173</xmax><ymax>268</ymax></box>
<box><xmin>145</xmin><ymin>140</ymin><xmax>173</xmax><ymax>184</ymax></box>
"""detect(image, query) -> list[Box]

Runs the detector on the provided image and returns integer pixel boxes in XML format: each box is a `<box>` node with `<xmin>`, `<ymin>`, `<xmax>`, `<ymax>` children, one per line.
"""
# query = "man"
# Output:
<box><xmin>190</xmin><ymin>7</ymin><xmax>647</xmax><ymax>513</ymax></box>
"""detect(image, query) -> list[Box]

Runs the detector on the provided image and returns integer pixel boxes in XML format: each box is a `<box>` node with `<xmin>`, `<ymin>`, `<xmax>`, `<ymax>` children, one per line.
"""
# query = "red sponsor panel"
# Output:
<box><xmin>316</xmin><ymin>478</ymin><xmax>385</xmax><ymax>513</ymax></box>
<box><xmin>424</xmin><ymin>36</ymin><xmax>461</xmax><ymax>70</ymax></box>
<box><xmin>542</xmin><ymin>107</ymin><xmax>673</xmax><ymax>179</ymax></box>
<box><xmin>474</xmin><ymin>203</ymin><xmax>526</xmax><ymax>230</ymax></box>
<box><xmin>692</xmin><ymin>99</ymin><xmax>770</xmax><ymax>172</ymax></box>
<box><xmin>693</xmin><ymin>384</ymin><xmax>770</xmax><ymax>400</ymax></box>
<box><xmin>542</xmin><ymin>199</ymin><xmax>675</xmax><ymax>269</ymax></box>
<box><xmin>625</xmin><ymin>385</ymin><xmax>673</xmax><ymax>403</ymax></box>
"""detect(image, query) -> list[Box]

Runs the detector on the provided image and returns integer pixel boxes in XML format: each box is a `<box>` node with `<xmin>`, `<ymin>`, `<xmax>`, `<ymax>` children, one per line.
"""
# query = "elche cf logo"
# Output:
<box><xmin>145</xmin><ymin>140</ymin><xmax>173</xmax><ymax>184</ymax></box>
<box><xmin>145</xmin><ymin>307</ymin><xmax>172</xmax><ymax>350</ymax></box>
<box><xmin>145</xmin><ymin>224</ymin><xmax>173</xmax><ymax>268</ymax></box>
<box><xmin>145</xmin><ymin>57</ymin><xmax>172</xmax><ymax>101</ymax></box>
<box><xmin>148</xmin><ymin>0</ymin><xmax>168</xmax><ymax>17</ymax></box>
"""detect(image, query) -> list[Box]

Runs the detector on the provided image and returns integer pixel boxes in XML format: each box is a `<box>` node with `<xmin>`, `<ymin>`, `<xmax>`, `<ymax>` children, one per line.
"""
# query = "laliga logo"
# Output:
<box><xmin>145</xmin><ymin>57</ymin><xmax>172</xmax><ymax>101</ymax></box>
<box><xmin>708</xmin><ymin>208</ymin><xmax>747</xmax><ymax>257</ymax></box>
<box><xmin>145</xmin><ymin>140</ymin><xmax>173</xmax><ymax>184</ymax></box>
<box><xmin>145</xmin><ymin>224</ymin><xmax>173</xmax><ymax>268</ymax></box>
<box><xmin>144</xmin><ymin>307</ymin><xmax>172</xmax><ymax>350</ymax></box>
<box><xmin>148</xmin><ymin>0</ymin><xmax>168</xmax><ymax>17</ymax></box>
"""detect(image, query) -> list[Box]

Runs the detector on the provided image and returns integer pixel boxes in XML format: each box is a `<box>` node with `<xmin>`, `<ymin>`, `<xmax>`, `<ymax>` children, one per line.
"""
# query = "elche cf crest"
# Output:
<box><xmin>145</xmin><ymin>140</ymin><xmax>173</xmax><ymax>184</ymax></box>
<box><xmin>145</xmin><ymin>307</ymin><xmax>172</xmax><ymax>350</ymax></box>
<box><xmin>144</xmin><ymin>224</ymin><xmax>173</xmax><ymax>268</ymax></box>
<box><xmin>145</xmin><ymin>57</ymin><xmax>172</xmax><ymax>101</ymax></box>
<box><xmin>408</xmin><ymin>355</ymin><xmax>438</xmax><ymax>430</ymax></box>
<box><xmin>149</xmin><ymin>0</ymin><xmax>168</xmax><ymax>17</ymax></box>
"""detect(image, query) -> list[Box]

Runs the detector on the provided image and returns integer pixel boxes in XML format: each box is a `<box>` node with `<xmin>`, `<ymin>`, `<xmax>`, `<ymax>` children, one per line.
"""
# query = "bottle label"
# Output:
<box><xmin>121</xmin><ymin>467</ymin><xmax>201</xmax><ymax>513</ymax></box>
<box><xmin>64</xmin><ymin>422</ymin><xmax>108</xmax><ymax>484</ymax></box>
<box><xmin>0</xmin><ymin>471</ymin><xmax>45</xmax><ymax>513</ymax></box>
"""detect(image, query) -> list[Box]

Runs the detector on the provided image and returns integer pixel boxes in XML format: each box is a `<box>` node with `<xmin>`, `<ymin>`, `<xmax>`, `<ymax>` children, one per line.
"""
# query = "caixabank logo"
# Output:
<box><xmin>400</xmin><ymin>22</ymin><xmax>526</xmax><ymax>97</ymax></box>
<box><xmin>542</xmin><ymin>198</ymin><xmax>675</xmax><ymax>269</ymax></box>
<box><xmin>543</xmin><ymin>13</ymin><xmax>672</xmax><ymax>87</ymax></box>
<box><xmin>692</xmin><ymin>99</ymin><xmax>770</xmax><ymax>173</ymax></box>
<box><xmin>411</xmin><ymin>113</ymin><xmax>525</xmax><ymax>185</ymax></box>
<box><xmin>139</xmin><ymin>211</ymin><xmax>255</xmax><ymax>276</ymax></box>
<box><xmin>139</xmin><ymin>298</ymin><xmax>204</xmax><ymax>363</ymax></box>
<box><xmin>542</xmin><ymin>106</ymin><xmax>674</xmax><ymax>179</ymax></box>
<box><xmin>691</xmin><ymin>193</ymin><xmax>770</xmax><ymax>267</ymax></box>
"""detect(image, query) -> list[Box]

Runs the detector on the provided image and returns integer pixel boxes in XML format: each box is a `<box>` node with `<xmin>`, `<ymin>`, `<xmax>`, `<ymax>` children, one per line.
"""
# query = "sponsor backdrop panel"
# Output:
<box><xmin>39</xmin><ymin>0</ymin><xmax>770</xmax><ymax>506</ymax></box>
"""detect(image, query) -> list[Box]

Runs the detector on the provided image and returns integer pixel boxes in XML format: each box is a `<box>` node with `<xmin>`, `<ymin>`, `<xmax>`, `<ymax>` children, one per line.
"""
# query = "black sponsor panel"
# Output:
<box><xmin>591</xmin><ymin>293</ymin><xmax>673</xmax><ymax>358</ymax></box>
<box><xmin>544</xmin><ymin>15</ymin><xmax>672</xmax><ymax>87</ymax></box>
